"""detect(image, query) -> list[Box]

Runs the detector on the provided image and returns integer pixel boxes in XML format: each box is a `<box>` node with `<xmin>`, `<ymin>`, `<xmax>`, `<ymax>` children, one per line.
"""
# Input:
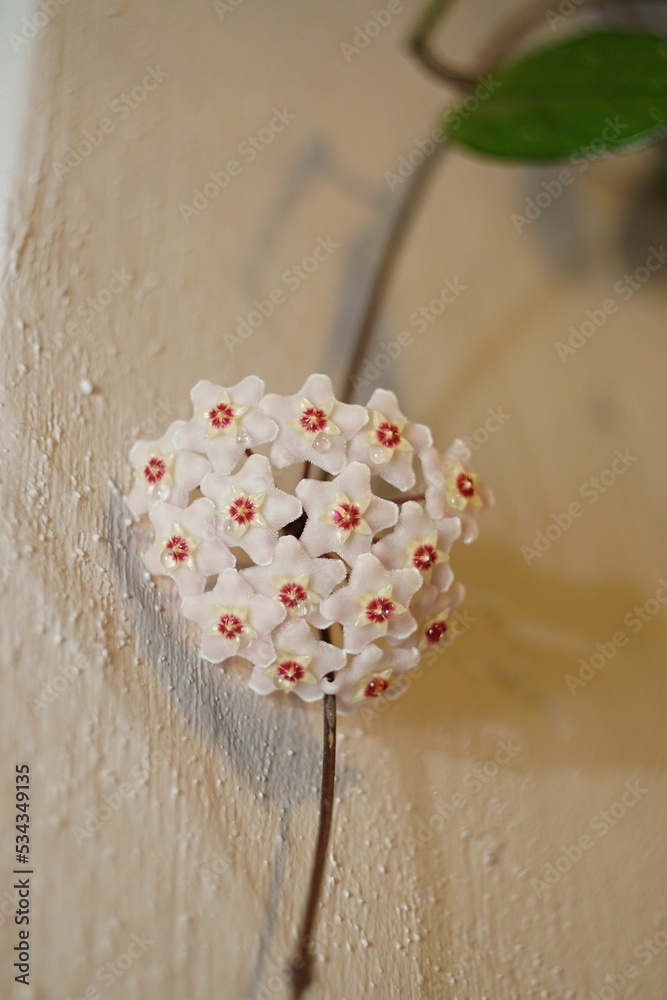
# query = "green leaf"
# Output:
<box><xmin>443</xmin><ymin>31</ymin><xmax>667</xmax><ymax>161</ymax></box>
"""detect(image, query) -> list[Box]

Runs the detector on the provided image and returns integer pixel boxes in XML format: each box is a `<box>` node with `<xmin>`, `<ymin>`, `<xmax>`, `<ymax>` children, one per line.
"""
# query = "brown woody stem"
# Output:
<box><xmin>340</xmin><ymin>138</ymin><xmax>445</xmax><ymax>404</ymax></box>
<box><xmin>288</xmin><ymin>690</ymin><xmax>337</xmax><ymax>999</ymax></box>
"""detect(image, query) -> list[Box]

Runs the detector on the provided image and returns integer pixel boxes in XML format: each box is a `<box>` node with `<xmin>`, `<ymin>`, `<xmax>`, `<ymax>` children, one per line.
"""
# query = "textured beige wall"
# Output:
<box><xmin>1</xmin><ymin>1</ymin><xmax>666</xmax><ymax>998</ymax></box>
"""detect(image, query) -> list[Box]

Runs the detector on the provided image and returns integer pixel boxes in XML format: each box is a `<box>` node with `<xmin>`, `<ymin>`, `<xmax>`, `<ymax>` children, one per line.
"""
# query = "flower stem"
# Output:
<box><xmin>408</xmin><ymin>0</ymin><xmax>479</xmax><ymax>86</ymax></box>
<box><xmin>340</xmin><ymin>136</ymin><xmax>445</xmax><ymax>404</ymax></box>
<box><xmin>339</xmin><ymin>0</ymin><xmax>580</xmax><ymax>407</ymax></box>
<box><xmin>288</xmin><ymin>6</ymin><xmax>550</xmax><ymax>992</ymax></box>
<box><xmin>288</xmin><ymin>689</ymin><xmax>337</xmax><ymax>999</ymax></box>
<box><xmin>396</xmin><ymin>492</ymin><xmax>426</xmax><ymax>505</ymax></box>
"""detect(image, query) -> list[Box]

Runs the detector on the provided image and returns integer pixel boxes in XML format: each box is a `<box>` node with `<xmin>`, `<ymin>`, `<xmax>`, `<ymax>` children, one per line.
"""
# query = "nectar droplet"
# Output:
<box><xmin>235</xmin><ymin>427</ymin><xmax>250</xmax><ymax>447</ymax></box>
<box><xmin>369</xmin><ymin>445</ymin><xmax>389</xmax><ymax>465</ymax></box>
<box><xmin>221</xmin><ymin>518</ymin><xmax>237</xmax><ymax>538</ymax></box>
<box><xmin>311</xmin><ymin>431</ymin><xmax>331</xmax><ymax>453</ymax></box>
<box><xmin>160</xmin><ymin>549</ymin><xmax>177</xmax><ymax>570</ymax></box>
<box><xmin>155</xmin><ymin>481</ymin><xmax>170</xmax><ymax>501</ymax></box>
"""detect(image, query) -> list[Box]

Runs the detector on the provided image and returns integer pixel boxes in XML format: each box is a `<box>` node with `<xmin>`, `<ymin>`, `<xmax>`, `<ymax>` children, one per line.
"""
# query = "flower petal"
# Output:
<box><xmin>261</xmin><ymin>373</ymin><xmax>368</xmax><ymax>475</ymax></box>
<box><xmin>297</xmin><ymin>463</ymin><xmax>397</xmax><ymax>564</ymax></box>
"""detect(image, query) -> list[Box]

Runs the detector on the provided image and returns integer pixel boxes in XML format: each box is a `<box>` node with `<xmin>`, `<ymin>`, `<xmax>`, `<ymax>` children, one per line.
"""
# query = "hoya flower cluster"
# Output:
<box><xmin>126</xmin><ymin>374</ymin><xmax>490</xmax><ymax>714</ymax></box>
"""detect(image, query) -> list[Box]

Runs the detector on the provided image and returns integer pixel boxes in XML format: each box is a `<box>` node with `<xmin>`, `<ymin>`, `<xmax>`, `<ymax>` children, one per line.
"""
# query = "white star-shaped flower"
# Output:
<box><xmin>127</xmin><ymin>420</ymin><xmax>210</xmax><ymax>517</ymax></box>
<box><xmin>348</xmin><ymin>388</ymin><xmax>432</xmax><ymax>491</ymax></box>
<box><xmin>174</xmin><ymin>376</ymin><xmax>278</xmax><ymax>474</ymax></box>
<box><xmin>372</xmin><ymin>500</ymin><xmax>460</xmax><ymax>589</ymax></box>
<box><xmin>296</xmin><ymin>462</ymin><xmax>398</xmax><ymax>564</ymax></box>
<box><xmin>181</xmin><ymin>569</ymin><xmax>286</xmax><ymax>666</ymax></box>
<box><xmin>319</xmin><ymin>553</ymin><xmax>422</xmax><ymax>653</ymax></box>
<box><xmin>142</xmin><ymin>498</ymin><xmax>235</xmax><ymax>598</ymax></box>
<box><xmin>242</xmin><ymin>535</ymin><xmax>346</xmax><ymax>628</ymax></box>
<box><xmin>201</xmin><ymin>454</ymin><xmax>302</xmax><ymax>566</ymax></box>
<box><xmin>248</xmin><ymin>620</ymin><xmax>347</xmax><ymax>702</ymax></box>
<box><xmin>388</xmin><ymin>581</ymin><xmax>465</xmax><ymax>651</ymax></box>
<box><xmin>421</xmin><ymin>439</ymin><xmax>492</xmax><ymax>543</ymax></box>
<box><xmin>322</xmin><ymin>644</ymin><xmax>419</xmax><ymax>715</ymax></box>
<box><xmin>260</xmin><ymin>373</ymin><xmax>368</xmax><ymax>475</ymax></box>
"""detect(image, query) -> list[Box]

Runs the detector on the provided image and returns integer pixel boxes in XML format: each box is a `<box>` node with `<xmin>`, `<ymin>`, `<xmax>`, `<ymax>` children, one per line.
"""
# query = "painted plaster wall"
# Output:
<box><xmin>1</xmin><ymin>1</ymin><xmax>666</xmax><ymax>998</ymax></box>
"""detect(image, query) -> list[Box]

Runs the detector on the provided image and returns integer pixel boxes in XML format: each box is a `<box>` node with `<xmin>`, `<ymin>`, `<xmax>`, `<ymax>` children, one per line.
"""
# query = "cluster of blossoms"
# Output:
<box><xmin>126</xmin><ymin>374</ymin><xmax>490</xmax><ymax>714</ymax></box>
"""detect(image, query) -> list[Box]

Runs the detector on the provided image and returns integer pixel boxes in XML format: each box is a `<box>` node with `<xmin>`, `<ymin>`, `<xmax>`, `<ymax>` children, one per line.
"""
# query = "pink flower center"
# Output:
<box><xmin>300</xmin><ymin>406</ymin><xmax>329</xmax><ymax>434</ymax></box>
<box><xmin>365</xmin><ymin>596</ymin><xmax>397</xmax><ymax>624</ymax></box>
<box><xmin>412</xmin><ymin>543</ymin><xmax>438</xmax><ymax>572</ymax></box>
<box><xmin>331</xmin><ymin>503</ymin><xmax>361</xmax><ymax>532</ymax></box>
<box><xmin>207</xmin><ymin>402</ymin><xmax>235</xmax><ymax>430</ymax></box>
<box><xmin>278</xmin><ymin>581</ymin><xmax>309</xmax><ymax>610</ymax></box>
<box><xmin>143</xmin><ymin>456</ymin><xmax>166</xmax><ymax>485</ymax></box>
<box><xmin>276</xmin><ymin>660</ymin><xmax>305</xmax><ymax>684</ymax></box>
<box><xmin>228</xmin><ymin>496</ymin><xmax>257</xmax><ymax>526</ymax></box>
<box><xmin>425</xmin><ymin>620</ymin><xmax>448</xmax><ymax>644</ymax></box>
<box><xmin>165</xmin><ymin>535</ymin><xmax>189</xmax><ymax>563</ymax></box>
<box><xmin>456</xmin><ymin>472</ymin><xmax>475</xmax><ymax>498</ymax></box>
<box><xmin>375</xmin><ymin>421</ymin><xmax>402</xmax><ymax>449</ymax></box>
<box><xmin>364</xmin><ymin>677</ymin><xmax>390</xmax><ymax>699</ymax></box>
<box><xmin>216</xmin><ymin>613</ymin><xmax>245</xmax><ymax>639</ymax></box>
